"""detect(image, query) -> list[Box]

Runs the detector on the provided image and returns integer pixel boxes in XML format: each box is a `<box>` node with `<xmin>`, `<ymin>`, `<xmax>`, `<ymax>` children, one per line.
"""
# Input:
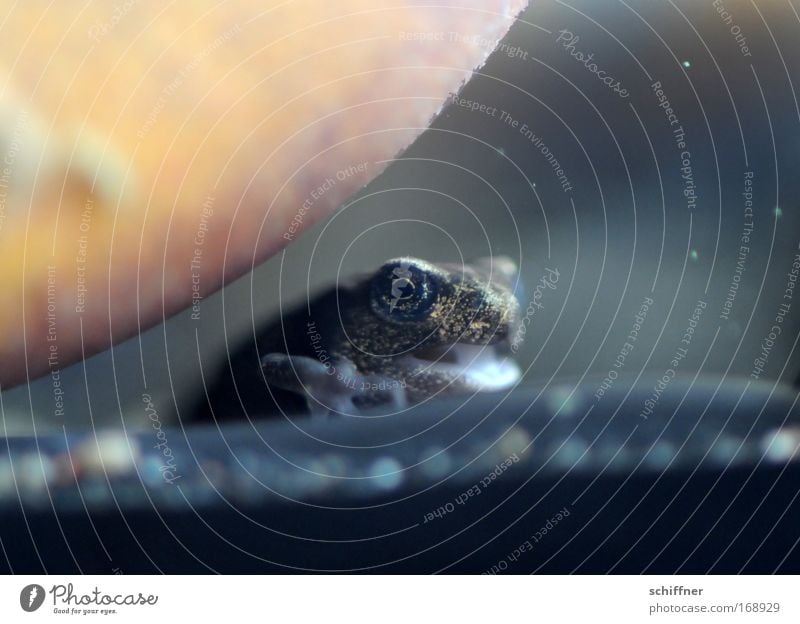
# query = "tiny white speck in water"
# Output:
<box><xmin>690</xmin><ymin>249</ymin><xmax>699</xmax><ymax>261</ymax></box>
<box><xmin>775</xmin><ymin>206</ymin><xmax>782</xmax><ymax>217</ymax></box>
<box><xmin>682</xmin><ymin>60</ymin><xmax>692</xmax><ymax>68</ymax></box>
<box><xmin>368</xmin><ymin>457</ymin><xmax>404</xmax><ymax>491</ymax></box>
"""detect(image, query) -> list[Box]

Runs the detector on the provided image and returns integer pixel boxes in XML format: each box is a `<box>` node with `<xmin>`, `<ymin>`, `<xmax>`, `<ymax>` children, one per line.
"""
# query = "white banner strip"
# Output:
<box><xmin>1</xmin><ymin>575</ymin><xmax>798</xmax><ymax>622</ymax></box>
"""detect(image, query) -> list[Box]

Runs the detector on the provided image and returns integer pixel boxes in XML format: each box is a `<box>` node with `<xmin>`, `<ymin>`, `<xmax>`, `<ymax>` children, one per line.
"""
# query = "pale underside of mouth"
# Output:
<box><xmin>406</xmin><ymin>343</ymin><xmax>522</xmax><ymax>391</ymax></box>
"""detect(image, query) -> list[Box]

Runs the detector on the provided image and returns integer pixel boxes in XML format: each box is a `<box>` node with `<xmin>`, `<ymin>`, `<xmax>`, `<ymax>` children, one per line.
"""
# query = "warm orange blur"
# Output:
<box><xmin>0</xmin><ymin>1</ymin><xmax>526</xmax><ymax>387</ymax></box>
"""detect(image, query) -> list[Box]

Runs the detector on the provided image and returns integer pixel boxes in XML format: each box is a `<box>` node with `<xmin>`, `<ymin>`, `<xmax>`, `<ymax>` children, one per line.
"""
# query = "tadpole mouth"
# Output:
<box><xmin>407</xmin><ymin>341</ymin><xmax>521</xmax><ymax>391</ymax></box>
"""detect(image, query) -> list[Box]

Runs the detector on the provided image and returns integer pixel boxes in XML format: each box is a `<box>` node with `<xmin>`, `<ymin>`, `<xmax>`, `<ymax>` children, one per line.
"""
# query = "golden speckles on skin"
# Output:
<box><xmin>334</xmin><ymin>258</ymin><xmax>521</xmax><ymax>400</ymax></box>
<box><xmin>260</xmin><ymin>257</ymin><xmax>523</xmax><ymax>411</ymax></box>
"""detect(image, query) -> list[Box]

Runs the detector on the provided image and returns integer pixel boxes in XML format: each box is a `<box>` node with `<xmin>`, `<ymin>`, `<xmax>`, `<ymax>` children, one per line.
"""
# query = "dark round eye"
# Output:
<box><xmin>369</xmin><ymin>260</ymin><xmax>439</xmax><ymax>321</ymax></box>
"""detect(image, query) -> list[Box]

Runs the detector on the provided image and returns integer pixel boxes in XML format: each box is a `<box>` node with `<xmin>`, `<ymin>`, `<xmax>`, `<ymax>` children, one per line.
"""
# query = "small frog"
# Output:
<box><xmin>202</xmin><ymin>256</ymin><xmax>523</xmax><ymax>419</ymax></box>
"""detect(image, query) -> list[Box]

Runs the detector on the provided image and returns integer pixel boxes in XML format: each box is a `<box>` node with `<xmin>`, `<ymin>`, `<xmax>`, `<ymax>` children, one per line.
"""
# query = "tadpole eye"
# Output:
<box><xmin>370</xmin><ymin>260</ymin><xmax>439</xmax><ymax>321</ymax></box>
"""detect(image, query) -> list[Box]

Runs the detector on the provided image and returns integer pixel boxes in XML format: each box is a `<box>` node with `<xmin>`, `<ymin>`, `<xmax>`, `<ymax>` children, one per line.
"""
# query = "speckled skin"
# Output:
<box><xmin>202</xmin><ymin>257</ymin><xmax>521</xmax><ymax>419</ymax></box>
